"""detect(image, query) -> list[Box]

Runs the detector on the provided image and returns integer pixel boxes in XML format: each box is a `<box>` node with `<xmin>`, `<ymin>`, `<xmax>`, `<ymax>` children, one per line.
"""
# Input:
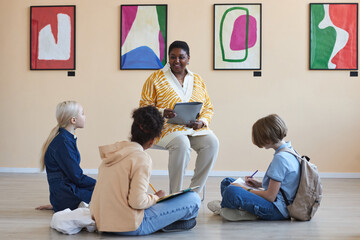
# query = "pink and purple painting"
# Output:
<box><xmin>121</xmin><ymin>5</ymin><xmax>167</xmax><ymax>70</ymax></box>
<box><xmin>214</xmin><ymin>4</ymin><xmax>261</xmax><ymax>70</ymax></box>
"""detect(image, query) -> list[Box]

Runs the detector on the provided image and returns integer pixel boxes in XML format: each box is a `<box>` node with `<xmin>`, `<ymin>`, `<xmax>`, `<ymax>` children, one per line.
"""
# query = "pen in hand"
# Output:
<box><xmin>244</xmin><ymin>170</ymin><xmax>260</xmax><ymax>189</ymax></box>
<box><xmin>149</xmin><ymin>183</ymin><xmax>157</xmax><ymax>193</ymax></box>
<box><xmin>150</xmin><ymin>183</ymin><xmax>166</xmax><ymax>198</ymax></box>
<box><xmin>250</xmin><ymin>170</ymin><xmax>258</xmax><ymax>178</ymax></box>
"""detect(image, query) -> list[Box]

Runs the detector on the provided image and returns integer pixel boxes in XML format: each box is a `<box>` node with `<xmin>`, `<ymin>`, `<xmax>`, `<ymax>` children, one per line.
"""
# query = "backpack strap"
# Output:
<box><xmin>277</xmin><ymin>147</ymin><xmax>301</xmax><ymax>161</ymax></box>
<box><xmin>280</xmin><ymin>189</ymin><xmax>290</xmax><ymax>206</ymax></box>
<box><xmin>276</xmin><ymin>147</ymin><xmax>303</xmax><ymax>206</ymax></box>
<box><xmin>277</xmin><ymin>147</ymin><xmax>311</xmax><ymax>162</ymax></box>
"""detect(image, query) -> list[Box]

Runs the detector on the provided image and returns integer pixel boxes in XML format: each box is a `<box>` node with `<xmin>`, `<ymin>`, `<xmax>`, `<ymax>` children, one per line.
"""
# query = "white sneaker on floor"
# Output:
<box><xmin>220</xmin><ymin>208</ymin><xmax>257</xmax><ymax>221</ymax></box>
<box><xmin>207</xmin><ymin>200</ymin><xmax>221</xmax><ymax>215</ymax></box>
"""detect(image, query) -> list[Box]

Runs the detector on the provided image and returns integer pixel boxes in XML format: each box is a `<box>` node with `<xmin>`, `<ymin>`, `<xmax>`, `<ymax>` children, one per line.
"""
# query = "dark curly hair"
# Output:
<box><xmin>168</xmin><ymin>40</ymin><xmax>190</xmax><ymax>56</ymax></box>
<box><xmin>131</xmin><ymin>106</ymin><xmax>164</xmax><ymax>146</ymax></box>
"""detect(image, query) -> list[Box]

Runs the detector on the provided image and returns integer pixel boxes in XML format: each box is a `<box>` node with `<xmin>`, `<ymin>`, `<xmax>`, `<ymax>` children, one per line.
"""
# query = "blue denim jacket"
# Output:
<box><xmin>45</xmin><ymin>128</ymin><xmax>96</xmax><ymax>212</ymax></box>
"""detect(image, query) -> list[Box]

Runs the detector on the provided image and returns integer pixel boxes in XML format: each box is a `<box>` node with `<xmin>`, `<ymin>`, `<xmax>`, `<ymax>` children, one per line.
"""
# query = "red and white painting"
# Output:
<box><xmin>30</xmin><ymin>6</ymin><xmax>75</xmax><ymax>70</ymax></box>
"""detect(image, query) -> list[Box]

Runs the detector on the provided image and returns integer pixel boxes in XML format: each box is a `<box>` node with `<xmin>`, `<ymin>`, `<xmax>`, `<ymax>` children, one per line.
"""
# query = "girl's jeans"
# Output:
<box><xmin>114</xmin><ymin>191</ymin><xmax>201</xmax><ymax>236</ymax></box>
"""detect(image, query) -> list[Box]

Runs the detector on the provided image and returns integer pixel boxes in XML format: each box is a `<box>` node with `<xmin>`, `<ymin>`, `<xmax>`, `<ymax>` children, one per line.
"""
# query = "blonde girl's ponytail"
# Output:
<box><xmin>40</xmin><ymin>101</ymin><xmax>80</xmax><ymax>171</ymax></box>
<box><xmin>40</xmin><ymin>125</ymin><xmax>60</xmax><ymax>171</ymax></box>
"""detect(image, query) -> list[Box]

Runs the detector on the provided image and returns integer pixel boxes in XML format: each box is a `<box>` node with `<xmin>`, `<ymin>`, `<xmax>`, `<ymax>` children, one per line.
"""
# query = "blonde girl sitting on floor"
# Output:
<box><xmin>36</xmin><ymin>101</ymin><xmax>96</xmax><ymax>212</ymax></box>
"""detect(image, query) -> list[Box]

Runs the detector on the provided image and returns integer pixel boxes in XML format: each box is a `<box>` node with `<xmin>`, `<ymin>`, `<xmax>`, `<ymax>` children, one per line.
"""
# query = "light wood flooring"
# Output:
<box><xmin>0</xmin><ymin>173</ymin><xmax>360</xmax><ymax>240</ymax></box>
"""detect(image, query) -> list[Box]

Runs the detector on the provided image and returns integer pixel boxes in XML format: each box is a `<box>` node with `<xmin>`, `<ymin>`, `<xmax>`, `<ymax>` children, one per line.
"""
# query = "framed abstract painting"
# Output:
<box><xmin>310</xmin><ymin>3</ymin><xmax>358</xmax><ymax>70</ymax></box>
<box><xmin>30</xmin><ymin>5</ymin><xmax>76</xmax><ymax>70</ymax></box>
<box><xmin>121</xmin><ymin>4</ymin><xmax>167</xmax><ymax>70</ymax></box>
<box><xmin>213</xmin><ymin>4</ymin><xmax>261</xmax><ymax>70</ymax></box>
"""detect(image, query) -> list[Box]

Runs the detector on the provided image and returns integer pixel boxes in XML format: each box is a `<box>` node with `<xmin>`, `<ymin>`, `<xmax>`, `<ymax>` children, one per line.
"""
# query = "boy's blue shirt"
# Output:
<box><xmin>262</xmin><ymin>141</ymin><xmax>300</xmax><ymax>218</ymax></box>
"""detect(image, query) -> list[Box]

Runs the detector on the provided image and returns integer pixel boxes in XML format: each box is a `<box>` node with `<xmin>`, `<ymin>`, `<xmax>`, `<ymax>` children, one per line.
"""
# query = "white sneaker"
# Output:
<box><xmin>78</xmin><ymin>201</ymin><xmax>89</xmax><ymax>208</ymax></box>
<box><xmin>220</xmin><ymin>208</ymin><xmax>257</xmax><ymax>221</ymax></box>
<box><xmin>207</xmin><ymin>200</ymin><xmax>221</xmax><ymax>215</ymax></box>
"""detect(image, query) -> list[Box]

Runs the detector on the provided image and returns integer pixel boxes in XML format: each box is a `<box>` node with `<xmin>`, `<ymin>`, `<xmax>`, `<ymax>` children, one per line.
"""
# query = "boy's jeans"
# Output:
<box><xmin>220</xmin><ymin>177</ymin><xmax>286</xmax><ymax>220</ymax></box>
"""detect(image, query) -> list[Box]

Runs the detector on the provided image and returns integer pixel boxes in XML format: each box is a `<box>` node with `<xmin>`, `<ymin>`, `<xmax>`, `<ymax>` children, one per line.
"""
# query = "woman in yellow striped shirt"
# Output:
<box><xmin>140</xmin><ymin>41</ymin><xmax>219</xmax><ymax>194</ymax></box>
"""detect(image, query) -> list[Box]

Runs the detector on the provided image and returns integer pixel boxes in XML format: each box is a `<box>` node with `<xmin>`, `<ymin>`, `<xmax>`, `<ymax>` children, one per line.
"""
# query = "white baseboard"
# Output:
<box><xmin>1</xmin><ymin>168</ymin><xmax>360</xmax><ymax>178</ymax></box>
<box><xmin>0</xmin><ymin>168</ymin><xmax>42</xmax><ymax>173</ymax></box>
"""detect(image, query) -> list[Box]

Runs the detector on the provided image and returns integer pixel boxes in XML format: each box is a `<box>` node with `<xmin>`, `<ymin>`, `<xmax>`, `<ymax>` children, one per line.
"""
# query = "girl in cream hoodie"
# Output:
<box><xmin>90</xmin><ymin>106</ymin><xmax>201</xmax><ymax>235</ymax></box>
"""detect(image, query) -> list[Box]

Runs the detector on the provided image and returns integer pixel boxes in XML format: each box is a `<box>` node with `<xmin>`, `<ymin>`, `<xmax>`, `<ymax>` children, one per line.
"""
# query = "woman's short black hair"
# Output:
<box><xmin>168</xmin><ymin>40</ymin><xmax>190</xmax><ymax>56</ymax></box>
<box><xmin>131</xmin><ymin>106</ymin><xmax>164</xmax><ymax>146</ymax></box>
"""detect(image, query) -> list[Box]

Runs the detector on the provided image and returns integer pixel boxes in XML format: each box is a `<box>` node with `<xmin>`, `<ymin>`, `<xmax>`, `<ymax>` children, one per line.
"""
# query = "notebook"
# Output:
<box><xmin>232</xmin><ymin>177</ymin><xmax>260</xmax><ymax>191</ymax></box>
<box><xmin>157</xmin><ymin>186</ymin><xmax>200</xmax><ymax>203</ymax></box>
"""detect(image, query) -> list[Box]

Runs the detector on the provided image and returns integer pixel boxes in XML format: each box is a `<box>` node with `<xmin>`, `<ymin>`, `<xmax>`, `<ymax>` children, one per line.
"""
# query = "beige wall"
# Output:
<box><xmin>1</xmin><ymin>0</ymin><xmax>360</xmax><ymax>174</ymax></box>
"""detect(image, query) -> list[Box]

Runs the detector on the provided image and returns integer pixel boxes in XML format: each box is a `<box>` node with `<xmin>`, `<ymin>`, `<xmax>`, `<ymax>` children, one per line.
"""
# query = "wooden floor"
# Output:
<box><xmin>1</xmin><ymin>173</ymin><xmax>360</xmax><ymax>240</ymax></box>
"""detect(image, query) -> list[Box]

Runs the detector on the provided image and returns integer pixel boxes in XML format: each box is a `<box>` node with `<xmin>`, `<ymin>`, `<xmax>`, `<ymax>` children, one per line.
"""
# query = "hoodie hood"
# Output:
<box><xmin>98</xmin><ymin>141</ymin><xmax>144</xmax><ymax>167</ymax></box>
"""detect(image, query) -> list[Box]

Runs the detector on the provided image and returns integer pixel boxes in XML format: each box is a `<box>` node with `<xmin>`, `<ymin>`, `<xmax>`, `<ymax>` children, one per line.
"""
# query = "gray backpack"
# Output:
<box><xmin>278</xmin><ymin>148</ymin><xmax>322</xmax><ymax>221</ymax></box>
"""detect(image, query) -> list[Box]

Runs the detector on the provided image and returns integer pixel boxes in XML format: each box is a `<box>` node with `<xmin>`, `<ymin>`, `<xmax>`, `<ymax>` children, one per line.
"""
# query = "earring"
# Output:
<box><xmin>187</xmin><ymin>62</ymin><xmax>190</xmax><ymax>65</ymax></box>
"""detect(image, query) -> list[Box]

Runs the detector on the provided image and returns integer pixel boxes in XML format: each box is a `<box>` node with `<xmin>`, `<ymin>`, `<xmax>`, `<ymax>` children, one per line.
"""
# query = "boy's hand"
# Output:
<box><xmin>245</xmin><ymin>176</ymin><xmax>262</xmax><ymax>188</ymax></box>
